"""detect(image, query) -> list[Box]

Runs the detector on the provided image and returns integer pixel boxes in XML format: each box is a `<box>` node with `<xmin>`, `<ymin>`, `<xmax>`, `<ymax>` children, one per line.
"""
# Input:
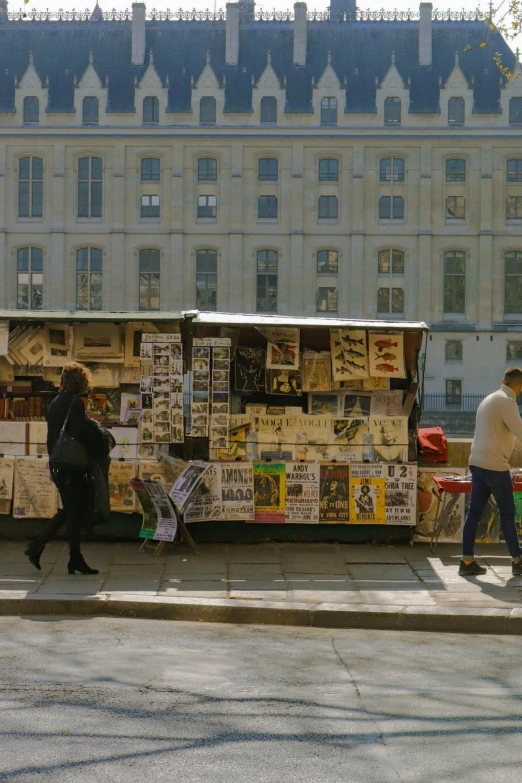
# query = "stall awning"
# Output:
<box><xmin>0</xmin><ymin>310</ymin><xmax>183</xmax><ymax>322</ymax></box>
<box><xmin>186</xmin><ymin>311</ymin><xmax>429</xmax><ymax>332</ymax></box>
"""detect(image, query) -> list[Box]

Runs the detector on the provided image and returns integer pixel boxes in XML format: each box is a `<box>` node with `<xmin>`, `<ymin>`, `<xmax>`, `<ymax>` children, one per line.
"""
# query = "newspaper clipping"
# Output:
<box><xmin>285</xmin><ymin>462</ymin><xmax>320</xmax><ymax>524</ymax></box>
<box><xmin>185</xmin><ymin>463</ymin><xmax>222</xmax><ymax>523</ymax></box>
<box><xmin>220</xmin><ymin>463</ymin><xmax>255</xmax><ymax>520</ymax></box>
<box><xmin>0</xmin><ymin>456</ymin><xmax>14</xmax><ymax>515</ymax></box>
<box><xmin>349</xmin><ymin>463</ymin><xmax>386</xmax><ymax>524</ymax></box>
<box><xmin>168</xmin><ymin>460</ymin><xmax>211</xmax><ymax>512</ymax></box>
<box><xmin>13</xmin><ymin>457</ymin><xmax>58</xmax><ymax>519</ymax></box>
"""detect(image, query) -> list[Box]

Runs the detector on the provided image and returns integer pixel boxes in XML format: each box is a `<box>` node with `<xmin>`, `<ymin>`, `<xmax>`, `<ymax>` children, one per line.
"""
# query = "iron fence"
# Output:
<box><xmin>423</xmin><ymin>393</ymin><xmax>487</xmax><ymax>413</ymax></box>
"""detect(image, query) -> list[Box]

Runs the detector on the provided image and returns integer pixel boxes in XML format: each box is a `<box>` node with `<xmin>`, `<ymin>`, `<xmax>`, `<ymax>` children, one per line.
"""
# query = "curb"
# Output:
<box><xmin>1</xmin><ymin>593</ymin><xmax>522</xmax><ymax>634</ymax></box>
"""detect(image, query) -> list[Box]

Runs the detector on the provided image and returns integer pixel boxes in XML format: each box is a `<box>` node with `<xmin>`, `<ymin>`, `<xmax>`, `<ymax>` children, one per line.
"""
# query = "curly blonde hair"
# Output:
<box><xmin>60</xmin><ymin>361</ymin><xmax>92</xmax><ymax>395</ymax></box>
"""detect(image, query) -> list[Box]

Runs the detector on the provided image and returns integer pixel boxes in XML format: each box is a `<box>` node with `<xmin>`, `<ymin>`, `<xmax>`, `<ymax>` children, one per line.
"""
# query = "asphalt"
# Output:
<box><xmin>2</xmin><ymin>540</ymin><xmax>522</xmax><ymax>633</ymax></box>
<box><xmin>0</xmin><ymin>618</ymin><xmax>522</xmax><ymax>781</ymax></box>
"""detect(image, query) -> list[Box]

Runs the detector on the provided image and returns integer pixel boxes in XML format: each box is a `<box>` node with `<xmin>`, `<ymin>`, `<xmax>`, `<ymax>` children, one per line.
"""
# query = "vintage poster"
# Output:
<box><xmin>383</xmin><ymin>463</ymin><xmax>417</xmax><ymax>525</ymax></box>
<box><xmin>108</xmin><ymin>460</ymin><xmax>137</xmax><ymax>513</ymax></box>
<box><xmin>220</xmin><ymin>462</ymin><xmax>255</xmax><ymax>520</ymax></box>
<box><xmin>74</xmin><ymin>323</ymin><xmax>123</xmax><ymax>362</ymax></box>
<box><xmin>42</xmin><ymin>323</ymin><xmax>72</xmax><ymax>367</ymax></box>
<box><xmin>294</xmin><ymin>415</ymin><xmax>331</xmax><ymax>461</ymax></box>
<box><xmin>133</xmin><ymin>478</ymin><xmax>159</xmax><ymax>539</ymax></box>
<box><xmin>210</xmin><ymin>342</ymin><xmax>231</xmax><ymax>449</ymax></box>
<box><xmin>266</xmin><ymin>368</ymin><xmax>302</xmax><ymax>396</ymax></box>
<box><xmin>330</xmin><ymin>330</ymin><xmax>368</xmax><ymax>382</ymax></box>
<box><xmin>148</xmin><ymin>481</ymin><xmax>178</xmax><ymax>542</ymax></box>
<box><xmin>370</xmin><ymin>390</ymin><xmax>404</xmax><ymax>417</ymax></box>
<box><xmin>319</xmin><ymin>463</ymin><xmax>350</xmax><ymax>523</ymax></box>
<box><xmin>253</xmin><ymin>462</ymin><xmax>286</xmax><ymax>523</ymax></box>
<box><xmin>0</xmin><ymin>457</ymin><xmax>14</xmax><ymax>515</ymax></box>
<box><xmin>308</xmin><ymin>393</ymin><xmax>339</xmax><ymax>416</ymax></box>
<box><xmin>120</xmin><ymin>393</ymin><xmax>142</xmax><ymax>423</ymax></box>
<box><xmin>339</xmin><ymin>330</ymin><xmax>369</xmax><ymax>378</ymax></box>
<box><xmin>191</xmin><ymin>339</ymin><xmax>211</xmax><ymax>437</ymax></box>
<box><xmin>414</xmin><ymin>467</ymin><xmax>466</xmax><ymax>543</ymax></box>
<box><xmin>369</xmin><ymin>416</ymin><xmax>409</xmax><ymax>462</ymax></box>
<box><xmin>302</xmin><ymin>352</ymin><xmax>332</xmax><ymax>392</ymax></box>
<box><xmin>27</xmin><ymin>422</ymin><xmax>47</xmax><ymax>456</ymax></box>
<box><xmin>234</xmin><ymin>347</ymin><xmax>266</xmax><ymax>392</ymax></box>
<box><xmin>368</xmin><ymin>333</ymin><xmax>406</xmax><ymax>379</ymax></box>
<box><xmin>362</xmin><ymin>377</ymin><xmax>390</xmax><ymax>391</ymax></box>
<box><xmin>285</xmin><ymin>462</ymin><xmax>320</xmax><ymax>524</ymax></box>
<box><xmin>124</xmin><ymin>323</ymin><xmax>158</xmax><ymax>368</ymax></box>
<box><xmin>262</xmin><ymin>327</ymin><xmax>300</xmax><ymax>371</ymax></box>
<box><xmin>349</xmin><ymin>463</ymin><xmax>386</xmax><ymax>525</ymax></box>
<box><xmin>13</xmin><ymin>457</ymin><xmax>58</xmax><ymax>519</ymax></box>
<box><xmin>255</xmin><ymin>415</ymin><xmax>295</xmax><ymax>461</ymax></box>
<box><xmin>168</xmin><ymin>460</ymin><xmax>211</xmax><ymax>512</ymax></box>
<box><xmin>138</xmin><ymin>459</ymin><xmax>167</xmax><ymax>487</ymax></box>
<box><xmin>0</xmin><ymin>321</ymin><xmax>8</xmax><ymax>356</ymax></box>
<box><xmin>0</xmin><ymin>422</ymin><xmax>27</xmax><ymax>457</ymax></box>
<box><xmin>331</xmin><ymin>418</ymin><xmax>369</xmax><ymax>461</ymax></box>
<box><xmin>110</xmin><ymin>427</ymin><xmax>138</xmax><ymax>460</ymax></box>
<box><xmin>342</xmin><ymin>393</ymin><xmax>371</xmax><ymax>417</ymax></box>
<box><xmin>185</xmin><ymin>463</ymin><xmax>222</xmax><ymax>522</ymax></box>
<box><xmin>217</xmin><ymin>414</ymin><xmax>255</xmax><ymax>461</ymax></box>
<box><xmin>334</xmin><ymin>379</ymin><xmax>362</xmax><ymax>391</ymax></box>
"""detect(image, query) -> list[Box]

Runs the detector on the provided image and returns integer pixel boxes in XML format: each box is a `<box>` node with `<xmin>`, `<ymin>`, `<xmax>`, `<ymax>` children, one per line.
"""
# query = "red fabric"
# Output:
<box><xmin>418</xmin><ymin>426</ymin><xmax>448</xmax><ymax>464</ymax></box>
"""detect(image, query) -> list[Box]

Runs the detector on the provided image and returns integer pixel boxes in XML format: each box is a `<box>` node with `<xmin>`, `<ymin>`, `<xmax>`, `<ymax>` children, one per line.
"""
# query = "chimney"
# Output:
<box><xmin>293</xmin><ymin>2</ymin><xmax>307</xmax><ymax>67</ymax></box>
<box><xmin>419</xmin><ymin>2</ymin><xmax>432</xmax><ymax>67</ymax></box>
<box><xmin>132</xmin><ymin>2</ymin><xmax>146</xmax><ymax>67</ymax></box>
<box><xmin>226</xmin><ymin>3</ymin><xmax>239</xmax><ymax>66</ymax></box>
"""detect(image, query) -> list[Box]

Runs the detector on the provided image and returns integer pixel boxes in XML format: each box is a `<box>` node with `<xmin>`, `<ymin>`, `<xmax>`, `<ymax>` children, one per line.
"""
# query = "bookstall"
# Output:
<box><xmin>0</xmin><ymin>310</ymin><xmax>429</xmax><ymax>544</ymax></box>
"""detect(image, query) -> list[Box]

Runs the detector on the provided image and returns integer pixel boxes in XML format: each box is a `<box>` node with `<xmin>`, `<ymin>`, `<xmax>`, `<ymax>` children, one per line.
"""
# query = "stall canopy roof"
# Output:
<box><xmin>187</xmin><ymin>311</ymin><xmax>429</xmax><ymax>331</ymax></box>
<box><xmin>0</xmin><ymin>310</ymin><xmax>183</xmax><ymax>322</ymax></box>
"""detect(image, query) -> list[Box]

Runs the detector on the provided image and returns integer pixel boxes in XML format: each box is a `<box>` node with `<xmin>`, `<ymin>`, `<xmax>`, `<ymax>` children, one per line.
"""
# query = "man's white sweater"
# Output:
<box><xmin>469</xmin><ymin>385</ymin><xmax>522</xmax><ymax>472</ymax></box>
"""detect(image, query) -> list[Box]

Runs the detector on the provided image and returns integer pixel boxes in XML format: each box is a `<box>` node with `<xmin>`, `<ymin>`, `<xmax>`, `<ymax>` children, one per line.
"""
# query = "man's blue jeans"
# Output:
<box><xmin>463</xmin><ymin>466</ymin><xmax>522</xmax><ymax>559</ymax></box>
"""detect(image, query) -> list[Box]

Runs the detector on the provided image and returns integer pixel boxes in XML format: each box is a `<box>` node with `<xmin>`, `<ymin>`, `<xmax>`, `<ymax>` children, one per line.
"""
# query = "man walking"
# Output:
<box><xmin>460</xmin><ymin>368</ymin><xmax>522</xmax><ymax>575</ymax></box>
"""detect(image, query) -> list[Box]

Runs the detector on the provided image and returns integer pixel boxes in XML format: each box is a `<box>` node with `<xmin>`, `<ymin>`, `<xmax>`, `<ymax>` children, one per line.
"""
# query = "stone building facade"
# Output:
<box><xmin>0</xmin><ymin>0</ymin><xmax>521</xmax><ymax>396</ymax></box>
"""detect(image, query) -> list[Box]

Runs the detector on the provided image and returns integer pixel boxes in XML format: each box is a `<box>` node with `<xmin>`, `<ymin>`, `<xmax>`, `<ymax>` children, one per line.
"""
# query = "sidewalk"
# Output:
<box><xmin>1</xmin><ymin>540</ymin><xmax>522</xmax><ymax>634</ymax></box>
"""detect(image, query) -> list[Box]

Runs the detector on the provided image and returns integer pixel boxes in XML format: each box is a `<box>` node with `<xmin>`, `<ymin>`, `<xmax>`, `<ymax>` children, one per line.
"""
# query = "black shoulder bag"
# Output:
<box><xmin>50</xmin><ymin>396</ymin><xmax>89</xmax><ymax>471</ymax></box>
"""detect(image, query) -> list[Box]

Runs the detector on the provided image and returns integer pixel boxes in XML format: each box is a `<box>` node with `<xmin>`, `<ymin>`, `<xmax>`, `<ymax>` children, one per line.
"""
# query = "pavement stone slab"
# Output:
<box><xmin>37</xmin><ymin>580</ymin><xmax>104</xmax><ymax>595</ymax></box>
<box><xmin>347</xmin><ymin>564</ymin><xmax>417</xmax><ymax>581</ymax></box>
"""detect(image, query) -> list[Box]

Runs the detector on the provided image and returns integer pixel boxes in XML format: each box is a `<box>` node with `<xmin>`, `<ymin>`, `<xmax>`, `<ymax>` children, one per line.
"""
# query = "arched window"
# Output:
<box><xmin>141</xmin><ymin>158</ymin><xmax>160</xmax><ymax>181</ymax></box>
<box><xmin>18</xmin><ymin>156</ymin><xmax>43</xmax><ymax>218</ymax></box>
<box><xmin>78</xmin><ymin>156</ymin><xmax>102</xmax><ymax>218</ymax></box>
<box><xmin>510</xmin><ymin>97</ymin><xmax>522</xmax><ymax>124</ymax></box>
<box><xmin>76</xmin><ymin>247</ymin><xmax>102</xmax><ymax>311</ymax></box>
<box><xmin>321</xmin><ymin>97</ymin><xmax>337</xmax><ymax>125</ymax></box>
<box><xmin>258</xmin><ymin>158</ymin><xmax>278</xmax><ymax>182</ymax></box>
<box><xmin>139</xmin><ymin>249</ymin><xmax>160</xmax><ymax>311</ymax></box>
<box><xmin>443</xmin><ymin>251</ymin><xmax>466</xmax><ymax>314</ymax></box>
<box><xmin>196</xmin><ymin>250</ymin><xmax>217</xmax><ymax>311</ymax></box>
<box><xmin>384</xmin><ymin>97</ymin><xmax>401</xmax><ymax>124</ymax></box>
<box><xmin>23</xmin><ymin>96</ymin><xmax>39</xmax><ymax>123</ymax></box>
<box><xmin>377</xmin><ymin>249</ymin><xmax>405</xmax><ymax>314</ymax></box>
<box><xmin>17</xmin><ymin>247</ymin><xmax>43</xmax><ymax>310</ymax></box>
<box><xmin>256</xmin><ymin>250</ymin><xmax>278</xmax><ymax>313</ymax></box>
<box><xmin>319</xmin><ymin>158</ymin><xmax>338</xmax><ymax>182</ymax></box>
<box><xmin>143</xmin><ymin>96</ymin><xmax>159</xmax><ymax>123</ymax></box>
<box><xmin>505</xmin><ymin>251</ymin><xmax>522</xmax><ymax>314</ymax></box>
<box><xmin>317</xmin><ymin>250</ymin><xmax>338</xmax><ymax>274</ymax></box>
<box><xmin>380</xmin><ymin>157</ymin><xmax>404</xmax><ymax>182</ymax></box>
<box><xmin>261</xmin><ymin>97</ymin><xmax>277</xmax><ymax>123</ymax></box>
<box><xmin>200</xmin><ymin>97</ymin><xmax>216</xmax><ymax>124</ymax></box>
<box><xmin>448</xmin><ymin>97</ymin><xmax>465</xmax><ymax>125</ymax></box>
<box><xmin>83</xmin><ymin>97</ymin><xmax>99</xmax><ymax>124</ymax></box>
<box><xmin>198</xmin><ymin>158</ymin><xmax>217</xmax><ymax>181</ymax></box>
<box><xmin>446</xmin><ymin>159</ymin><xmax>466</xmax><ymax>182</ymax></box>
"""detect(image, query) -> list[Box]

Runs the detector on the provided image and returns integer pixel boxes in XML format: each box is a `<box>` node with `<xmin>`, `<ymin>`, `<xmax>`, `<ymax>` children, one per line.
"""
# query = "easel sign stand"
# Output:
<box><xmin>131</xmin><ymin>477</ymin><xmax>200</xmax><ymax>557</ymax></box>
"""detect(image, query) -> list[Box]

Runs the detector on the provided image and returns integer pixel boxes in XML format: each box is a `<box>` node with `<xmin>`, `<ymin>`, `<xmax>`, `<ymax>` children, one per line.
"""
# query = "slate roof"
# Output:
<box><xmin>0</xmin><ymin>12</ymin><xmax>515</xmax><ymax>117</ymax></box>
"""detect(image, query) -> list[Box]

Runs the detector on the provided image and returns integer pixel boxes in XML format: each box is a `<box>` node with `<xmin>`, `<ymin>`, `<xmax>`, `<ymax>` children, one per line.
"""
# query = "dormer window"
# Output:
<box><xmin>23</xmin><ymin>97</ymin><xmax>39</xmax><ymax>123</ymax></box>
<box><xmin>83</xmin><ymin>96</ymin><xmax>99</xmax><ymax>125</ymax></box>
<box><xmin>143</xmin><ymin>96</ymin><xmax>159</xmax><ymax>124</ymax></box>
<box><xmin>510</xmin><ymin>97</ymin><xmax>522</xmax><ymax>125</ymax></box>
<box><xmin>448</xmin><ymin>97</ymin><xmax>464</xmax><ymax>125</ymax></box>
<box><xmin>321</xmin><ymin>97</ymin><xmax>337</xmax><ymax>125</ymax></box>
<box><xmin>200</xmin><ymin>97</ymin><xmax>216</xmax><ymax>125</ymax></box>
<box><xmin>384</xmin><ymin>97</ymin><xmax>401</xmax><ymax>125</ymax></box>
<box><xmin>261</xmin><ymin>96</ymin><xmax>277</xmax><ymax>123</ymax></box>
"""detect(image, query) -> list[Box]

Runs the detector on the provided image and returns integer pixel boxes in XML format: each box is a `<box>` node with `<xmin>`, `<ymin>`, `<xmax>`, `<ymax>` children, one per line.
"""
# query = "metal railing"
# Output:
<box><xmin>423</xmin><ymin>393</ymin><xmax>486</xmax><ymax>413</ymax></box>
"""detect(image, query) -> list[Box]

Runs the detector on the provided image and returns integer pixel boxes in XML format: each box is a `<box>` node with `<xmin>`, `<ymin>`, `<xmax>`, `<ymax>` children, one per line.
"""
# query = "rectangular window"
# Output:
<box><xmin>378</xmin><ymin>249</ymin><xmax>405</xmax><ymax>275</ymax></box>
<box><xmin>317</xmin><ymin>250</ymin><xmax>338</xmax><ymax>274</ymax></box>
<box><xmin>445</xmin><ymin>379</ymin><xmax>462</xmax><ymax>405</ymax></box>
<box><xmin>18</xmin><ymin>156</ymin><xmax>43</xmax><ymax>218</ymax></box>
<box><xmin>379</xmin><ymin>196</ymin><xmax>404</xmax><ymax>220</ymax></box>
<box><xmin>448</xmin><ymin>97</ymin><xmax>465</xmax><ymax>124</ymax></box>
<box><xmin>321</xmin><ymin>97</ymin><xmax>337</xmax><ymax>125</ymax></box>
<box><xmin>256</xmin><ymin>250</ymin><xmax>278</xmax><ymax>313</ymax></box>
<box><xmin>379</xmin><ymin>158</ymin><xmax>404</xmax><ymax>182</ymax></box>
<box><xmin>505</xmin><ymin>251</ymin><xmax>522</xmax><ymax>314</ymax></box>
<box><xmin>508</xmin><ymin>159</ymin><xmax>522</xmax><ymax>182</ymax></box>
<box><xmin>76</xmin><ymin>247</ymin><xmax>102</xmax><ymax>311</ymax></box>
<box><xmin>510</xmin><ymin>97</ymin><xmax>522</xmax><ymax>124</ymax></box>
<box><xmin>318</xmin><ymin>195</ymin><xmax>338</xmax><ymax>219</ymax></box>
<box><xmin>17</xmin><ymin>247</ymin><xmax>43</xmax><ymax>310</ymax></box>
<box><xmin>23</xmin><ymin>97</ymin><xmax>39</xmax><ymax>123</ymax></box>
<box><xmin>317</xmin><ymin>287</ymin><xmax>338</xmax><ymax>312</ymax></box>
<box><xmin>141</xmin><ymin>195</ymin><xmax>160</xmax><ymax>219</ymax></box>
<box><xmin>443</xmin><ymin>251</ymin><xmax>466</xmax><ymax>314</ymax></box>
<box><xmin>196</xmin><ymin>250</ymin><xmax>217</xmax><ymax>311</ymax></box>
<box><xmin>445</xmin><ymin>340</ymin><xmax>463</xmax><ymax>361</ymax></box>
<box><xmin>319</xmin><ymin>159</ymin><xmax>338</xmax><ymax>182</ymax></box>
<box><xmin>197</xmin><ymin>195</ymin><xmax>217</xmax><ymax>219</ymax></box>
<box><xmin>507</xmin><ymin>341</ymin><xmax>522</xmax><ymax>361</ymax></box>
<box><xmin>446</xmin><ymin>159</ymin><xmax>466</xmax><ymax>182</ymax></box>
<box><xmin>446</xmin><ymin>196</ymin><xmax>465</xmax><ymax>220</ymax></box>
<box><xmin>384</xmin><ymin>97</ymin><xmax>401</xmax><ymax>124</ymax></box>
<box><xmin>507</xmin><ymin>197</ymin><xmax>522</xmax><ymax>220</ymax></box>
<box><xmin>200</xmin><ymin>97</ymin><xmax>216</xmax><ymax>124</ymax></box>
<box><xmin>258</xmin><ymin>195</ymin><xmax>278</xmax><ymax>219</ymax></box>
<box><xmin>198</xmin><ymin>158</ymin><xmax>217</xmax><ymax>182</ymax></box>
<box><xmin>141</xmin><ymin>158</ymin><xmax>160</xmax><ymax>181</ymax></box>
<box><xmin>139</xmin><ymin>249</ymin><xmax>160</xmax><ymax>311</ymax></box>
<box><xmin>78</xmin><ymin>156</ymin><xmax>102</xmax><ymax>218</ymax></box>
<box><xmin>258</xmin><ymin>158</ymin><xmax>278</xmax><ymax>182</ymax></box>
<box><xmin>83</xmin><ymin>97</ymin><xmax>99</xmax><ymax>124</ymax></box>
<box><xmin>261</xmin><ymin>97</ymin><xmax>277</xmax><ymax>123</ymax></box>
<box><xmin>377</xmin><ymin>287</ymin><xmax>404</xmax><ymax>314</ymax></box>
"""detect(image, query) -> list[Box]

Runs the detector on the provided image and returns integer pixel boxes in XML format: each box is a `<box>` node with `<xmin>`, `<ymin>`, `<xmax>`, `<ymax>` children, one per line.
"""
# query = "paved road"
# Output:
<box><xmin>0</xmin><ymin>618</ymin><xmax>521</xmax><ymax>782</ymax></box>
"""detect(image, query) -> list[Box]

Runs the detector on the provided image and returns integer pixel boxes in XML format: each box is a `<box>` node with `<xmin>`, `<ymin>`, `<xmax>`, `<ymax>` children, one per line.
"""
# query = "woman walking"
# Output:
<box><xmin>25</xmin><ymin>361</ymin><xmax>110</xmax><ymax>575</ymax></box>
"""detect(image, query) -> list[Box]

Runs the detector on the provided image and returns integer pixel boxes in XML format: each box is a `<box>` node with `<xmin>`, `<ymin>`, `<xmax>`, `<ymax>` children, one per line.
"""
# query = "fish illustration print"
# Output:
<box><xmin>342</xmin><ymin>336</ymin><xmax>365</xmax><ymax>346</ymax></box>
<box><xmin>375</xmin><ymin>363</ymin><xmax>398</xmax><ymax>373</ymax></box>
<box><xmin>343</xmin><ymin>347</ymin><xmax>365</xmax><ymax>358</ymax></box>
<box><xmin>346</xmin><ymin>358</ymin><xmax>365</xmax><ymax>371</ymax></box>
<box><xmin>374</xmin><ymin>340</ymin><xmax>398</xmax><ymax>350</ymax></box>
<box><xmin>374</xmin><ymin>352</ymin><xmax>396</xmax><ymax>361</ymax></box>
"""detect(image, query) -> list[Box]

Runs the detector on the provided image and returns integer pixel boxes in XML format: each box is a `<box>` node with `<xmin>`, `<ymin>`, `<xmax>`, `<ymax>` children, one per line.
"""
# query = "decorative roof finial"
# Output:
<box><xmin>455</xmin><ymin>49</ymin><xmax>459</xmax><ymax>65</ymax></box>
<box><xmin>29</xmin><ymin>51</ymin><xmax>34</xmax><ymax>66</ymax></box>
<box><xmin>89</xmin><ymin>50</ymin><xmax>93</xmax><ymax>65</ymax></box>
<box><xmin>267</xmin><ymin>50</ymin><xmax>271</xmax><ymax>65</ymax></box>
<box><xmin>149</xmin><ymin>48</ymin><xmax>154</xmax><ymax>65</ymax></box>
<box><xmin>391</xmin><ymin>50</ymin><xmax>396</xmax><ymax>65</ymax></box>
<box><xmin>327</xmin><ymin>48</ymin><xmax>332</xmax><ymax>64</ymax></box>
<box><xmin>206</xmin><ymin>50</ymin><xmax>211</xmax><ymax>65</ymax></box>
<box><xmin>165</xmin><ymin>73</ymin><xmax>169</xmax><ymax>86</ymax></box>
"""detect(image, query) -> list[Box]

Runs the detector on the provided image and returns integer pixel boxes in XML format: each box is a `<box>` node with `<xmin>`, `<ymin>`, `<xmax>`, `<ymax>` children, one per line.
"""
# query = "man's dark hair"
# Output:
<box><xmin>503</xmin><ymin>367</ymin><xmax>522</xmax><ymax>386</ymax></box>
